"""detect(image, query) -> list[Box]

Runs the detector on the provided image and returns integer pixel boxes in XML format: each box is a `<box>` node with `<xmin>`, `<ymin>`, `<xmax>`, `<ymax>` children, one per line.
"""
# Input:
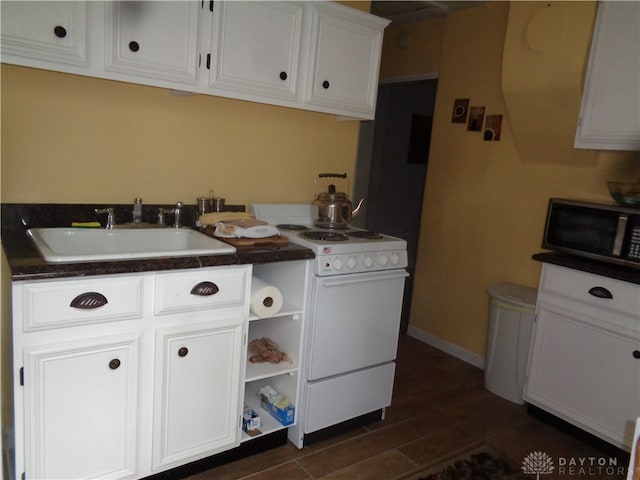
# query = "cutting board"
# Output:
<box><xmin>200</xmin><ymin>226</ymin><xmax>288</xmax><ymax>248</ymax></box>
<box><xmin>219</xmin><ymin>235</ymin><xmax>289</xmax><ymax>248</ymax></box>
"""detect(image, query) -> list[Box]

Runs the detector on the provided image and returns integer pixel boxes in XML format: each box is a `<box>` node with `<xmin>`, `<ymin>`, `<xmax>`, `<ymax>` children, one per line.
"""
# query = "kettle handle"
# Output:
<box><xmin>319</xmin><ymin>173</ymin><xmax>347</xmax><ymax>178</ymax></box>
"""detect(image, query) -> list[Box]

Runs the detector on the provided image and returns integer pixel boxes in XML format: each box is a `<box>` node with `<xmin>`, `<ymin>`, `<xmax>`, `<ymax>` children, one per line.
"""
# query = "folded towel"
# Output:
<box><xmin>214</xmin><ymin>219</ymin><xmax>269</xmax><ymax>237</ymax></box>
<box><xmin>198</xmin><ymin>211</ymin><xmax>256</xmax><ymax>226</ymax></box>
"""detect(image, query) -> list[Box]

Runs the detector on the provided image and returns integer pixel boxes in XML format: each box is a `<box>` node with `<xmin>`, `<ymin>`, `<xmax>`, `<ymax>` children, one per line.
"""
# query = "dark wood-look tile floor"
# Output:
<box><xmin>190</xmin><ymin>334</ymin><xmax>630</xmax><ymax>480</ymax></box>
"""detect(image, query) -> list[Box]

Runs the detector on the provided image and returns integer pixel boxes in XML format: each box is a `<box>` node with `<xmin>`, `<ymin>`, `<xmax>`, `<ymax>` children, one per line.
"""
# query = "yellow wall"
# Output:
<box><xmin>1</xmin><ymin>66</ymin><xmax>360</xmax><ymax>205</ymax></box>
<box><xmin>379</xmin><ymin>16</ymin><xmax>444</xmax><ymax>78</ymax></box>
<box><xmin>381</xmin><ymin>1</ymin><xmax>640</xmax><ymax>357</ymax></box>
<box><xmin>0</xmin><ymin>0</ymin><xmax>370</xmax><ymax>205</ymax></box>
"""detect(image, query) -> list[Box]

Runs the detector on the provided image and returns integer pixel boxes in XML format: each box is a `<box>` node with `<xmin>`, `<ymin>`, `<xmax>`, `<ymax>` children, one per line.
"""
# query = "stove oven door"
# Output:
<box><xmin>306</xmin><ymin>269</ymin><xmax>408</xmax><ymax>381</ymax></box>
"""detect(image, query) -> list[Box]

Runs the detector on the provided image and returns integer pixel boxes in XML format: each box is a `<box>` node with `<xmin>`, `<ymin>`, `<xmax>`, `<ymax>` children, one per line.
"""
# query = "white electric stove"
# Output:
<box><xmin>251</xmin><ymin>203</ymin><xmax>408</xmax><ymax>448</ymax></box>
<box><xmin>250</xmin><ymin>203</ymin><xmax>408</xmax><ymax>276</ymax></box>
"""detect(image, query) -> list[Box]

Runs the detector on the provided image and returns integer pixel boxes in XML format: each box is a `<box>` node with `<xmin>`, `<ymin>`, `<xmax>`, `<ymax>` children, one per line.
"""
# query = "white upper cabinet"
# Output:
<box><xmin>574</xmin><ymin>1</ymin><xmax>640</xmax><ymax>151</ymax></box>
<box><xmin>104</xmin><ymin>1</ymin><xmax>201</xmax><ymax>87</ymax></box>
<box><xmin>0</xmin><ymin>1</ymin><xmax>389</xmax><ymax>119</ymax></box>
<box><xmin>304</xmin><ymin>3</ymin><xmax>389</xmax><ymax>118</ymax></box>
<box><xmin>208</xmin><ymin>2</ymin><xmax>304</xmax><ymax>101</ymax></box>
<box><xmin>1</xmin><ymin>1</ymin><xmax>90</xmax><ymax>70</ymax></box>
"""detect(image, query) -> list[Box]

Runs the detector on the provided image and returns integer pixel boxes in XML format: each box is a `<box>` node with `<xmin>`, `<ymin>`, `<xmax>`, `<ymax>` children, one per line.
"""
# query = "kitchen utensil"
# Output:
<box><xmin>197</xmin><ymin>197</ymin><xmax>212</xmax><ymax>216</ymax></box>
<box><xmin>311</xmin><ymin>173</ymin><xmax>365</xmax><ymax>229</ymax></box>
<box><xmin>608</xmin><ymin>180</ymin><xmax>640</xmax><ymax>208</ymax></box>
<box><xmin>212</xmin><ymin>197</ymin><xmax>225</xmax><ymax>212</ymax></box>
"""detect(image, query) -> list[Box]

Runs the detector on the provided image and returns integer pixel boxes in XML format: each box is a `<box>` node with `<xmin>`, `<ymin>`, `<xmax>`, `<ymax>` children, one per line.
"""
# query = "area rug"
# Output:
<box><xmin>400</xmin><ymin>444</ymin><xmax>530</xmax><ymax>480</ymax></box>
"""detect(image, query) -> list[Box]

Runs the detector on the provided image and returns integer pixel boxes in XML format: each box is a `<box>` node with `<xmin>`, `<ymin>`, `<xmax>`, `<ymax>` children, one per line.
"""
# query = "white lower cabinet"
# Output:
<box><xmin>152</xmin><ymin>317</ymin><xmax>244</xmax><ymax>469</ymax></box>
<box><xmin>525</xmin><ymin>263</ymin><xmax>640</xmax><ymax>451</ymax></box>
<box><xmin>11</xmin><ymin>265</ymin><xmax>252</xmax><ymax>480</ymax></box>
<box><xmin>23</xmin><ymin>333</ymin><xmax>141</xmax><ymax>480</ymax></box>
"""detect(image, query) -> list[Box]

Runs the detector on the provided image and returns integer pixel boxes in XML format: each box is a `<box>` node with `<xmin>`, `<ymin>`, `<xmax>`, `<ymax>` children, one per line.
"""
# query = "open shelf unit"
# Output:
<box><xmin>241</xmin><ymin>260</ymin><xmax>310</xmax><ymax>443</ymax></box>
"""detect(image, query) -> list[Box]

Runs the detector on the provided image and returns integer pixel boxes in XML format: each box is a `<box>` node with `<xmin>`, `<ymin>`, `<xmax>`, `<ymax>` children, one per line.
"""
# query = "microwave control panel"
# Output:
<box><xmin>627</xmin><ymin>225</ymin><xmax>640</xmax><ymax>260</ymax></box>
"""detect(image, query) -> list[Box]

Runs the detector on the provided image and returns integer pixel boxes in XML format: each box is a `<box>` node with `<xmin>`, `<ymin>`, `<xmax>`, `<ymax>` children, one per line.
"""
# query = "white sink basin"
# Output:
<box><xmin>27</xmin><ymin>227</ymin><xmax>236</xmax><ymax>263</ymax></box>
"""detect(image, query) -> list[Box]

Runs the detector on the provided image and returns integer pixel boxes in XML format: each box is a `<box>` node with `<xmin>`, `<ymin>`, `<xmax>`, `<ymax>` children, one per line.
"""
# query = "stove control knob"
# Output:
<box><xmin>378</xmin><ymin>254</ymin><xmax>389</xmax><ymax>266</ymax></box>
<box><xmin>333</xmin><ymin>257</ymin><xmax>344</xmax><ymax>271</ymax></box>
<box><xmin>346</xmin><ymin>256</ymin><xmax>357</xmax><ymax>270</ymax></box>
<box><xmin>363</xmin><ymin>255</ymin><xmax>374</xmax><ymax>268</ymax></box>
<box><xmin>390</xmin><ymin>252</ymin><xmax>401</xmax><ymax>265</ymax></box>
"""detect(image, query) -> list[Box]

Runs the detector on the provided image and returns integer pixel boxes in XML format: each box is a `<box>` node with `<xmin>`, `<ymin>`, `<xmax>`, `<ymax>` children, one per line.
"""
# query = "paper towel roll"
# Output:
<box><xmin>250</xmin><ymin>277</ymin><xmax>283</xmax><ymax>318</ymax></box>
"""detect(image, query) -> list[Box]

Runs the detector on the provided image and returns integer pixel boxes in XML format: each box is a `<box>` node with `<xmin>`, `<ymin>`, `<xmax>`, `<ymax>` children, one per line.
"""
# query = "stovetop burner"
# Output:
<box><xmin>302</xmin><ymin>231</ymin><xmax>349</xmax><ymax>242</ymax></box>
<box><xmin>277</xmin><ymin>224</ymin><xmax>310</xmax><ymax>231</ymax></box>
<box><xmin>347</xmin><ymin>230</ymin><xmax>383</xmax><ymax>240</ymax></box>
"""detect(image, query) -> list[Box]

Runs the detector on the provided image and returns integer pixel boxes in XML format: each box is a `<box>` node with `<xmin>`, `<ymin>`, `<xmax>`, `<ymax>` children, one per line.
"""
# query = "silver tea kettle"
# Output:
<box><xmin>311</xmin><ymin>173</ymin><xmax>365</xmax><ymax>229</ymax></box>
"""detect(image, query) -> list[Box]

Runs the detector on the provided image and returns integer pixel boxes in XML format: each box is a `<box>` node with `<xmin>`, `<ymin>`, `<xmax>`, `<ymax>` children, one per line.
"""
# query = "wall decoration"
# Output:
<box><xmin>407</xmin><ymin>113</ymin><xmax>433</xmax><ymax>164</ymax></box>
<box><xmin>451</xmin><ymin>98</ymin><xmax>469</xmax><ymax>123</ymax></box>
<box><xmin>467</xmin><ymin>106</ymin><xmax>485</xmax><ymax>132</ymax></box>
<box><xmin>484</xmin><ymin>115</ymin><xmax>503</xmax><ymax>141</ymax></box>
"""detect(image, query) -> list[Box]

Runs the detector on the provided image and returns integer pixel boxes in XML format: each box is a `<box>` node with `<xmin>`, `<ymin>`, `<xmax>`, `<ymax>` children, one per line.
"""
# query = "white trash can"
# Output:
<box><xmin>485</xmin><ymin>283</ymin><xmax>537</xmax><ymax>405</ymax></box>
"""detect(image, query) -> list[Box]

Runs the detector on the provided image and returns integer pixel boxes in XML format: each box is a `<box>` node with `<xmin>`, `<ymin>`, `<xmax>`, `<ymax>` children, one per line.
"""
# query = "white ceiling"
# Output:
<box><xmin>370</xmin><ymin>1</ymin><xmax>483</xmax><ymax>23</ymax></box>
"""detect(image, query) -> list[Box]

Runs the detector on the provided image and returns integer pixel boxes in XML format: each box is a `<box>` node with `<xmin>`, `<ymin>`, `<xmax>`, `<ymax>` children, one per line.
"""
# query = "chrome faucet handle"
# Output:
<box><xmin>157</xmin><ymin>207</ymin><xmax>174</xmax><ymax>226</ymax></box>
<box><xmin>95</xmin><ymin>208</ymin><xmax>116</xmax><ymax>229</ymax></box>
<box><xmin>156</xmin><ymin>202</ymin><xmax>184</xmax><ymax>227</ymax></box>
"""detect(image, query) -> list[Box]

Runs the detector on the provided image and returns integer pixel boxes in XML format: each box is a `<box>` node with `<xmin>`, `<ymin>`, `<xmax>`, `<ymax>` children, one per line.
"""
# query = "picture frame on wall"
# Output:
<box><xmin>484</xmin><ymin>115</ymin><xmax>503</xmax><ymax>141</ymax></box>
<box><xmin>467</xmin><ymin>106</ymin><xmax>485</xmax><ymax>131</ymax></box>
<box><xmin>451</xmin><ymin>98</ymin><xmax>469</xmax><ymax>123</ymax></box>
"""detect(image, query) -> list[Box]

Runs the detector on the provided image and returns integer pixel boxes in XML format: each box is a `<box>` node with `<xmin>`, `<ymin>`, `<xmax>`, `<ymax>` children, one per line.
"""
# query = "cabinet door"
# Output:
<box><xmin>525</xmin><ymin>304</ymin><xmax>640</xmax><ymax>450</ymax></box>
<box><xmin>207</xmin><ymin>2</ymin><xmax>303</xmax><ymax>101</ymax></box>
<box><xmin>23</xmin><ymin>334</ymin><xmax>140</xmax><ymax>480</ymax></box>
<box><xmin>574</xmin><ymin>1</ymin><xmax>640</xmax><ymax>151</ymax></box>
<box><xmin>304</xmin><ymin>3</ymin><xmax>388</xmax><ymax>119</ymax></box>
<box><xmin>104</xmin><ymin>1</ymin><xmax>200</xmax><ymax>86</ymax></box>
<box><xmin>153</xmin><ymin>316</ymin><xmax>245</xmax><ymax>469</ymax></box>
<box><xmin>1</xmin><ymin>1</ymin><xmax>90</xmax><ymax>69</ymax></box>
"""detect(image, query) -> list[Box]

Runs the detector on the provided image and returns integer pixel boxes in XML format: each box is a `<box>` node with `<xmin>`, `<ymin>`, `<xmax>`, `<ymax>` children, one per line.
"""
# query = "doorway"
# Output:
<box><xmin>353</xmin><ymin>78</ymin><xmax>438</xmax><ymax>332</ymax></box>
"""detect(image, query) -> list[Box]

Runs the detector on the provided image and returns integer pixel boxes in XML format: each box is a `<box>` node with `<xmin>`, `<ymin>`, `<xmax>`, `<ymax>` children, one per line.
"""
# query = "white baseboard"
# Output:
<box><xmin>406</xmin><ymin>325</ymin><xmax>485</xmax><ymax>370</ymax></box>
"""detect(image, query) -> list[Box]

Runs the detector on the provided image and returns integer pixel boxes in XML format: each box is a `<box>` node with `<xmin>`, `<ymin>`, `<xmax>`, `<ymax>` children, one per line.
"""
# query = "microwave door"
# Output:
<box><xmin>545</xmin><ymin>204</ymin><xmax>620</xmax><ymax>256</ymax></box>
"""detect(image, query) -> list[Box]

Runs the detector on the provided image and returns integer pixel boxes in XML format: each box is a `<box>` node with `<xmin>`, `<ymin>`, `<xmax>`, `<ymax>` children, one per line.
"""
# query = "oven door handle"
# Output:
<box><xmin>321</xmin><ymin>270</ymin><xmax>409</xmax><ymax>288</ymax></box>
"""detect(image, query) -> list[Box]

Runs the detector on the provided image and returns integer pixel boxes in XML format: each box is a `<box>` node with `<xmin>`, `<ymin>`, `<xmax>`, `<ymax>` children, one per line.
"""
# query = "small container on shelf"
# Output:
<box><xmin>242</xmin><ymin>405</ymin><xmax>262</xmax><ymax>437</ymax></box>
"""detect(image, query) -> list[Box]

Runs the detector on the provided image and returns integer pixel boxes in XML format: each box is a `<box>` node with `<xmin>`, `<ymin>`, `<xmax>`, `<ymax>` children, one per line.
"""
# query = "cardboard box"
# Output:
<box><xmin>260</xmin><ymin>395</ymin><xmax>295</xmax><ymax>426</ymax></box>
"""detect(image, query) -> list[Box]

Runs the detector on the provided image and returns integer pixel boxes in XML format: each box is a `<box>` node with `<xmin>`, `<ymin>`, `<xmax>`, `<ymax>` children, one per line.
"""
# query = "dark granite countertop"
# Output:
<box><xmin>1</xmin><ymin>203</ymin><xmax>314</xmax><ymax>281</ymax></box>
<box><xmin>532</xmin><ymin>251</ymin><xmax>640</xmax><ymax>285</ymax></box>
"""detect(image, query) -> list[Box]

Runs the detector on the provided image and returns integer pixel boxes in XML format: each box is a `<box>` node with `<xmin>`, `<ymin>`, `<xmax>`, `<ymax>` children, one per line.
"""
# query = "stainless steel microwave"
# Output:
<box><xmin>543</xmin><ymin>198</ymin><xmax>640</xmax><ymax>269</ymax></box>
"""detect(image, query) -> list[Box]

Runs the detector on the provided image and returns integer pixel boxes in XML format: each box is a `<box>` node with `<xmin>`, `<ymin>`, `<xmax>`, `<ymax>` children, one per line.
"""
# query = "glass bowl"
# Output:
<box><xmin>608</xmin><ymin>181</ymin><xmax>640</xmax><ymax>208</ymax></box>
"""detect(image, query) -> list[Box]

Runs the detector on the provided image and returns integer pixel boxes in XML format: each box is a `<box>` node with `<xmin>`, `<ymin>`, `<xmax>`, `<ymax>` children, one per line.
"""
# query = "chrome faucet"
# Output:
<box><xmin>95</xmin><ymin>208</ymin><xmax>116</xmax><ymax>229</ymax></box>
<box><xmin>157</xmin><ymin>201</ymin><xmax>184</xmax><ymax>228</ymax></box>
<box><xmin>173</xmin><ymin>201</ymin><xmax>183</xmax><ymax>228</ymax></box>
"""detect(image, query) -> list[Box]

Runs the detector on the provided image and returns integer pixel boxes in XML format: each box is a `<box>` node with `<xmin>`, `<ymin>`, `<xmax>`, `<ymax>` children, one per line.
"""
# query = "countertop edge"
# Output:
<box><xmin>532</xmin><ymin>251</ymin><xmax>640</xmax><ymax>285</ymax></box>
<box><xmin>3</xmin><ymin>231</ymin><xmax>315</xmax><ymax>281</ymax></box>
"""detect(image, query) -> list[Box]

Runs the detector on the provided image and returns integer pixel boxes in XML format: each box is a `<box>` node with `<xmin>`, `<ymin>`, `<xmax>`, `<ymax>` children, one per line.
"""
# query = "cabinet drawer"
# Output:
<box><xmin>19</xmin><ymin>276</ymin><xmax>144</xmax><ymax>332</ymax></box>
<box><xmin>155</xmin><ymin>267</ymin><xmax>248</xmax><ymax>315</ymax></box>
<box><xmin>540</xmin><ymin>264</ymin><xmax>640</xmax><ymax>318</ymax></box>
<box><xmin>303</xmin><ymin>362</ymin><xmax>394</xmax><ymax>433</ymax></box>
